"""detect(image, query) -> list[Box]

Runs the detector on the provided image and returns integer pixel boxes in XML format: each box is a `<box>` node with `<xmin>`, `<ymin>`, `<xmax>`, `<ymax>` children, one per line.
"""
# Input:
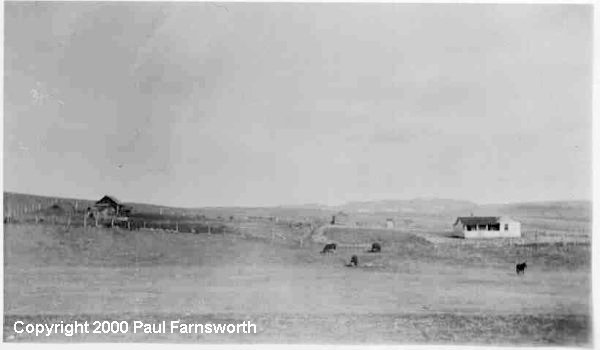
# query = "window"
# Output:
<box><xmin>504</xmin><ymin>224</ymin><xmax>509</xmax><ymax>231</ymax></box>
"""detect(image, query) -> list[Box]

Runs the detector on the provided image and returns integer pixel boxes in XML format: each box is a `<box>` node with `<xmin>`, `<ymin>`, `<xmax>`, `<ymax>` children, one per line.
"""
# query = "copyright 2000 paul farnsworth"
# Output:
<box><xmin>13</xmin><ymin>320</ymin><xmax>258</xmax><ymax>337</ymax></box>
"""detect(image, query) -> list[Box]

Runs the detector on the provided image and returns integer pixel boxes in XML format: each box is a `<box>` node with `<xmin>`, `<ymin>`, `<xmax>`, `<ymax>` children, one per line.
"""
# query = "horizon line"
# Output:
<box><xmin>3</xmin><ymin>189</ymin><xmax>591</xmax><ymax>210</ymax></box>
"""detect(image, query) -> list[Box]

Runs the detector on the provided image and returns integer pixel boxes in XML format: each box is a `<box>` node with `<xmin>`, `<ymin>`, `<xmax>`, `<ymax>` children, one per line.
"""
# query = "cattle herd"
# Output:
<box><xmin>320</xmin><ymin>242</ymin><xmax>529</xmax><ymax>274</ymax></box>
<box><xmin>320</xmin><ymin>242</ymin><xmax>382</xmax><ymax>267</ymax></box>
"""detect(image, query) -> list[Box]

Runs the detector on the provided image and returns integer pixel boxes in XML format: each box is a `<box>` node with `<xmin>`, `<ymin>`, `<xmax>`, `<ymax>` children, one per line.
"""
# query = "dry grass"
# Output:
<box><xmin>4</xmin><ymin>223</ymin><xmax>591</xmax><ymax>345</ymax></box>
<box><xmin>3</xmin><ymin>313</ymin><xmax>590</xmax><ymax>344</ymax></box>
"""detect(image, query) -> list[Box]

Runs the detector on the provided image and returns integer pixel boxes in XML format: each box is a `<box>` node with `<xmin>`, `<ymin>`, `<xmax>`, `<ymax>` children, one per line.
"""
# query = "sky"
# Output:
<box><xmin>3</xmin><ymin>2</ymin><xmax>593</xmax><ymax>207</ymax></box>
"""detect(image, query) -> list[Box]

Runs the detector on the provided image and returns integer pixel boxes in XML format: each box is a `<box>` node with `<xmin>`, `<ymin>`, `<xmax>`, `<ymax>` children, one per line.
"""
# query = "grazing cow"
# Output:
<box><xmin>369</xmin><ymin>242</ymin><xmax>381</xmax><ymax>253</ymax></box>
<box><xmin>516</xmin><ymin>262</ymin><xmax>527</xmax><ymax>275</ymax></box>
<box><xmin>321</xmin><ymin>243</ymin><xmax>337</xmax><ymax>254</ymax></box>
<box><xmin>350</xmin><ymin>255</ymin><xmax>359</xmax><ymax>267</ymax></box>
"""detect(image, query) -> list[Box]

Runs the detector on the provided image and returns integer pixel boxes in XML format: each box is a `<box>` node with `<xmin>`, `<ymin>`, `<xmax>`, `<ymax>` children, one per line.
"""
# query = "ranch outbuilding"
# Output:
<box><xmin>453</xmin><ymin>216</ymin><xmax>521</xmax><ymax>238</ymax></box>
<box><xmin>94</xmin><ymin>195</ymin><xmax>132</xmax><ymax>218</ymax></box>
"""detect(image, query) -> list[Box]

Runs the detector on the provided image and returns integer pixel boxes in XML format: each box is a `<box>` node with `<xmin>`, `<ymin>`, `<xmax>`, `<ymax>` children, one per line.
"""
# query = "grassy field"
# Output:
<box><xmin>3</xmin><ymin>222</ymin><xmax>591</xmax><ymax>345</ymax></box>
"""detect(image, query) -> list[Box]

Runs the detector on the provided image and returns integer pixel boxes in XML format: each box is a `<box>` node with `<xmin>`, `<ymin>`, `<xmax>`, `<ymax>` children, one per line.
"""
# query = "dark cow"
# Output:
<box><xmin>516</xmin><ymin>262</ymin><xmax>527</xmax><ymax>275</ymax></box>
<box><xmin>321</xmin><ymin>243</ymin><xmax>337</xmax><ymax>254</ymax></box>
<box><xmin>369</xmin><ymin>242</ymin><xmax>381</xmax><ymax>253</ymax></box>
<box><xmin>350</xmin><ymin>255</ymin><xmax>359</xmax><ymax>267</ymax></box>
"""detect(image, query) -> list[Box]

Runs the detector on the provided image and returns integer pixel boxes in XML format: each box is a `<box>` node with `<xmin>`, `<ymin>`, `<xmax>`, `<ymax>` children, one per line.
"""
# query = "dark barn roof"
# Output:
<box><xmin>94</xmin><ymin>195</ymin><xmax>132</xmax><ymax>214</ymax></box>
<box><xmin>454</xmin><ymin>216</ymin><xmax>500</xmax><ymax>226</ymax></box>
<box><xmin>95</xmin><ymin>195</ymin><xmax>122</xmax><ymax>206</ymax></box>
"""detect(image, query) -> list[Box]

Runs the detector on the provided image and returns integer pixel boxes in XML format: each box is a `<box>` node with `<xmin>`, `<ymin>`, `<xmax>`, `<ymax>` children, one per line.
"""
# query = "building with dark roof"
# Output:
<box><xmin>94</xmin><ymin>195</ymin><xmax>132</xmax><ymax>218</ymax></box>
<box><xmin>453</xmin><ymin>216</ymin><xmax>521</xmax><ymax>238</ymax></box>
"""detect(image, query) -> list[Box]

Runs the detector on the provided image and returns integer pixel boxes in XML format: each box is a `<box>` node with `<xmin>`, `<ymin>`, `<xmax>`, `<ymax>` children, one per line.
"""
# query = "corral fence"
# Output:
<box><xmin>4</xmin><ymin>212</ymin><xmax>228</xmax><ymax>234</ymax></box>
<box><xmin>123</xmin><ymin>219</ymin><xmax>227</xmax><ymax>234</ymax></box>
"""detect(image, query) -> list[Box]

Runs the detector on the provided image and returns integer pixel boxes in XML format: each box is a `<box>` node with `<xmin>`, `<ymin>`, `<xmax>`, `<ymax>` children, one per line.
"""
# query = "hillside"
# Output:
<box><xmin>3</xmin><ymin>192</ymin><xmax>591</xmax><ymax>234</ymax></box>
<box><xmin>336</xmin><ymin>198</ymin><xmax>479</xmax><ymax>215</ymax></box>
<box><xmin>479</xmin><ymin>201</ymin><xmax>591</xmax><ymax>221</ymax></box>
<box><xmin>3</xmin><ymin>192</ymin><xmax>592</xmax><ymax>344</ymax></box>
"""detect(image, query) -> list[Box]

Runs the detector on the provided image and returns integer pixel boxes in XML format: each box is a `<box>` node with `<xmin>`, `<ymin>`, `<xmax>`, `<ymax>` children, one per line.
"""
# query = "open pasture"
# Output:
<box><xmin>3</xmin><ymin>222</ymin><xmax>591</xmax><ymax>345</ymax></box>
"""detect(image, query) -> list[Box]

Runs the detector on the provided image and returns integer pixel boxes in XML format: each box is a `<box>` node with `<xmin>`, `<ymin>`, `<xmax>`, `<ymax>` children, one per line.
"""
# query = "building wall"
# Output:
<box><xmin>386</xmin><ymin>220</ymin><xmax>394</xmax><ymax>229</ymax></box>
<box><xmin>456</xmin><ymin>219</ymin><xmax>521</xmax><ymax>239</ymax></box>
<box><xmin>95</xmin><ymin>207</ymin><xmax>116</xmax><ymax>219</ymax></box>
<box><xmin>500</xmin><ymin>219</ymin><xmax>521</xmax><ymax>237</ymax></box>
<box><xmin>332</xmin><ymin>214</ymin><xmax>351</xmax><ymax>226</ymax></box>
<box><xmin>462</xmin><ymin>228</ymin><xmax>521</xmax><ymax>239</ymax></box>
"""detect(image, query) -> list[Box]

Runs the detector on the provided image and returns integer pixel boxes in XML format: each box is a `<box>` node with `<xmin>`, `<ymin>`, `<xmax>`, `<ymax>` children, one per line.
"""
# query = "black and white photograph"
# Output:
<box><xmin>2</xmin><ymin>1</ymin><xmax>594</xmax><ymax>346</ymax></box>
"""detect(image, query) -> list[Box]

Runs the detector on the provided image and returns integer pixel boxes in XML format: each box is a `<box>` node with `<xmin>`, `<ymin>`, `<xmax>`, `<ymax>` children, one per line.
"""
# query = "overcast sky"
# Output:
<box><xmin>4</xmin><ymin>3</ymin><xmax>592</xmax><ymax>207</ymax></box>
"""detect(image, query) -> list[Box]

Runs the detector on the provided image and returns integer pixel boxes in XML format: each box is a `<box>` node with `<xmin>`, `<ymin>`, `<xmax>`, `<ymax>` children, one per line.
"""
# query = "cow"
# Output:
<box><xmin>369</xmin><ymin>242</ymin><xmax>381</xmax><ymax>253</ymax></box>
<box><xmin>321</xmin><ymin>243</ymin><xmax>337</xmax><ymax>254</ymax></box>
<box><xmin>516</xmin><ymin>262</ymin><xmax>527</xmax><ymax>275</ymax></box>
<box><xmin>350</xmin><ymin>255</ymin><xmax>359</xmax><ymax>267</ymax></box>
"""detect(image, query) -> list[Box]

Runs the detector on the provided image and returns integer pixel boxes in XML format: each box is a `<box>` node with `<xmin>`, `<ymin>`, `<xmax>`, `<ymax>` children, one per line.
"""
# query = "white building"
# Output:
<box><xmin>453</xmin><ymin>216</ymin><xmax>521</xmax><ymax>238</ymax></box>
<box><xmin>386</xmin><ymin>218</ymin><xmax>394</xmax><ymax>229</ymax></box>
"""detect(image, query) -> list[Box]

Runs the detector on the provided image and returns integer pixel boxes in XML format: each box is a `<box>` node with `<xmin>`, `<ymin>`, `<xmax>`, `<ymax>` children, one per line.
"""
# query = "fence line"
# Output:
<box><xmin>4</xmin><ymin>212</ymin><xmax>226</xmax><ymax>234</ymax></box>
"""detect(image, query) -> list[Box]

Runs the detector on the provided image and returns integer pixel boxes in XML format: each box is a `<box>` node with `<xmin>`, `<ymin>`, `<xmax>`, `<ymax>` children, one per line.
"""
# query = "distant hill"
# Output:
<box><xmin>311</xmin><ymin>198</ymin><xmax>590</xmax><ymax>220</ymax></box>
<box><xmin>4</xmin><ymin>191</ymin><xmax>590</xmax><ymax>225</ymax></box>
<box><xmin>3</xmin><ymin>192</ymin><xmax>96</xmax><ymax>215</ymax></box>
<box><xmin>3</xmin><ymin>192</ymin><xmax>211</xmax><ymax>219</ymax></box>
<box><xmin>478</xmin><ymin>201</ymin><xmax>591</xmax><ymax>222</ymax></box>
<box><xmin>334</xmin><ymin>198</ymin><xmax>479</xmax><ymax>215</ymax></box>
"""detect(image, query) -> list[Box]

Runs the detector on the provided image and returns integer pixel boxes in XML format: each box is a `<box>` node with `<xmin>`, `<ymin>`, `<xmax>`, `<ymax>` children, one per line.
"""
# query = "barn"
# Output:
<box><xmin>331</xmin><ymin>211</ymin><xmax>351</xmax><ymax>225</ymax></box>
<box><xmin>93</xmin><ymin>195</ymin><xmax>132</xmax><ymax>218</ymax></box>
<box><xmin>453</xmin><ymin>216</ymin><xmax>521</xmax><ymax>238</ymax></box>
